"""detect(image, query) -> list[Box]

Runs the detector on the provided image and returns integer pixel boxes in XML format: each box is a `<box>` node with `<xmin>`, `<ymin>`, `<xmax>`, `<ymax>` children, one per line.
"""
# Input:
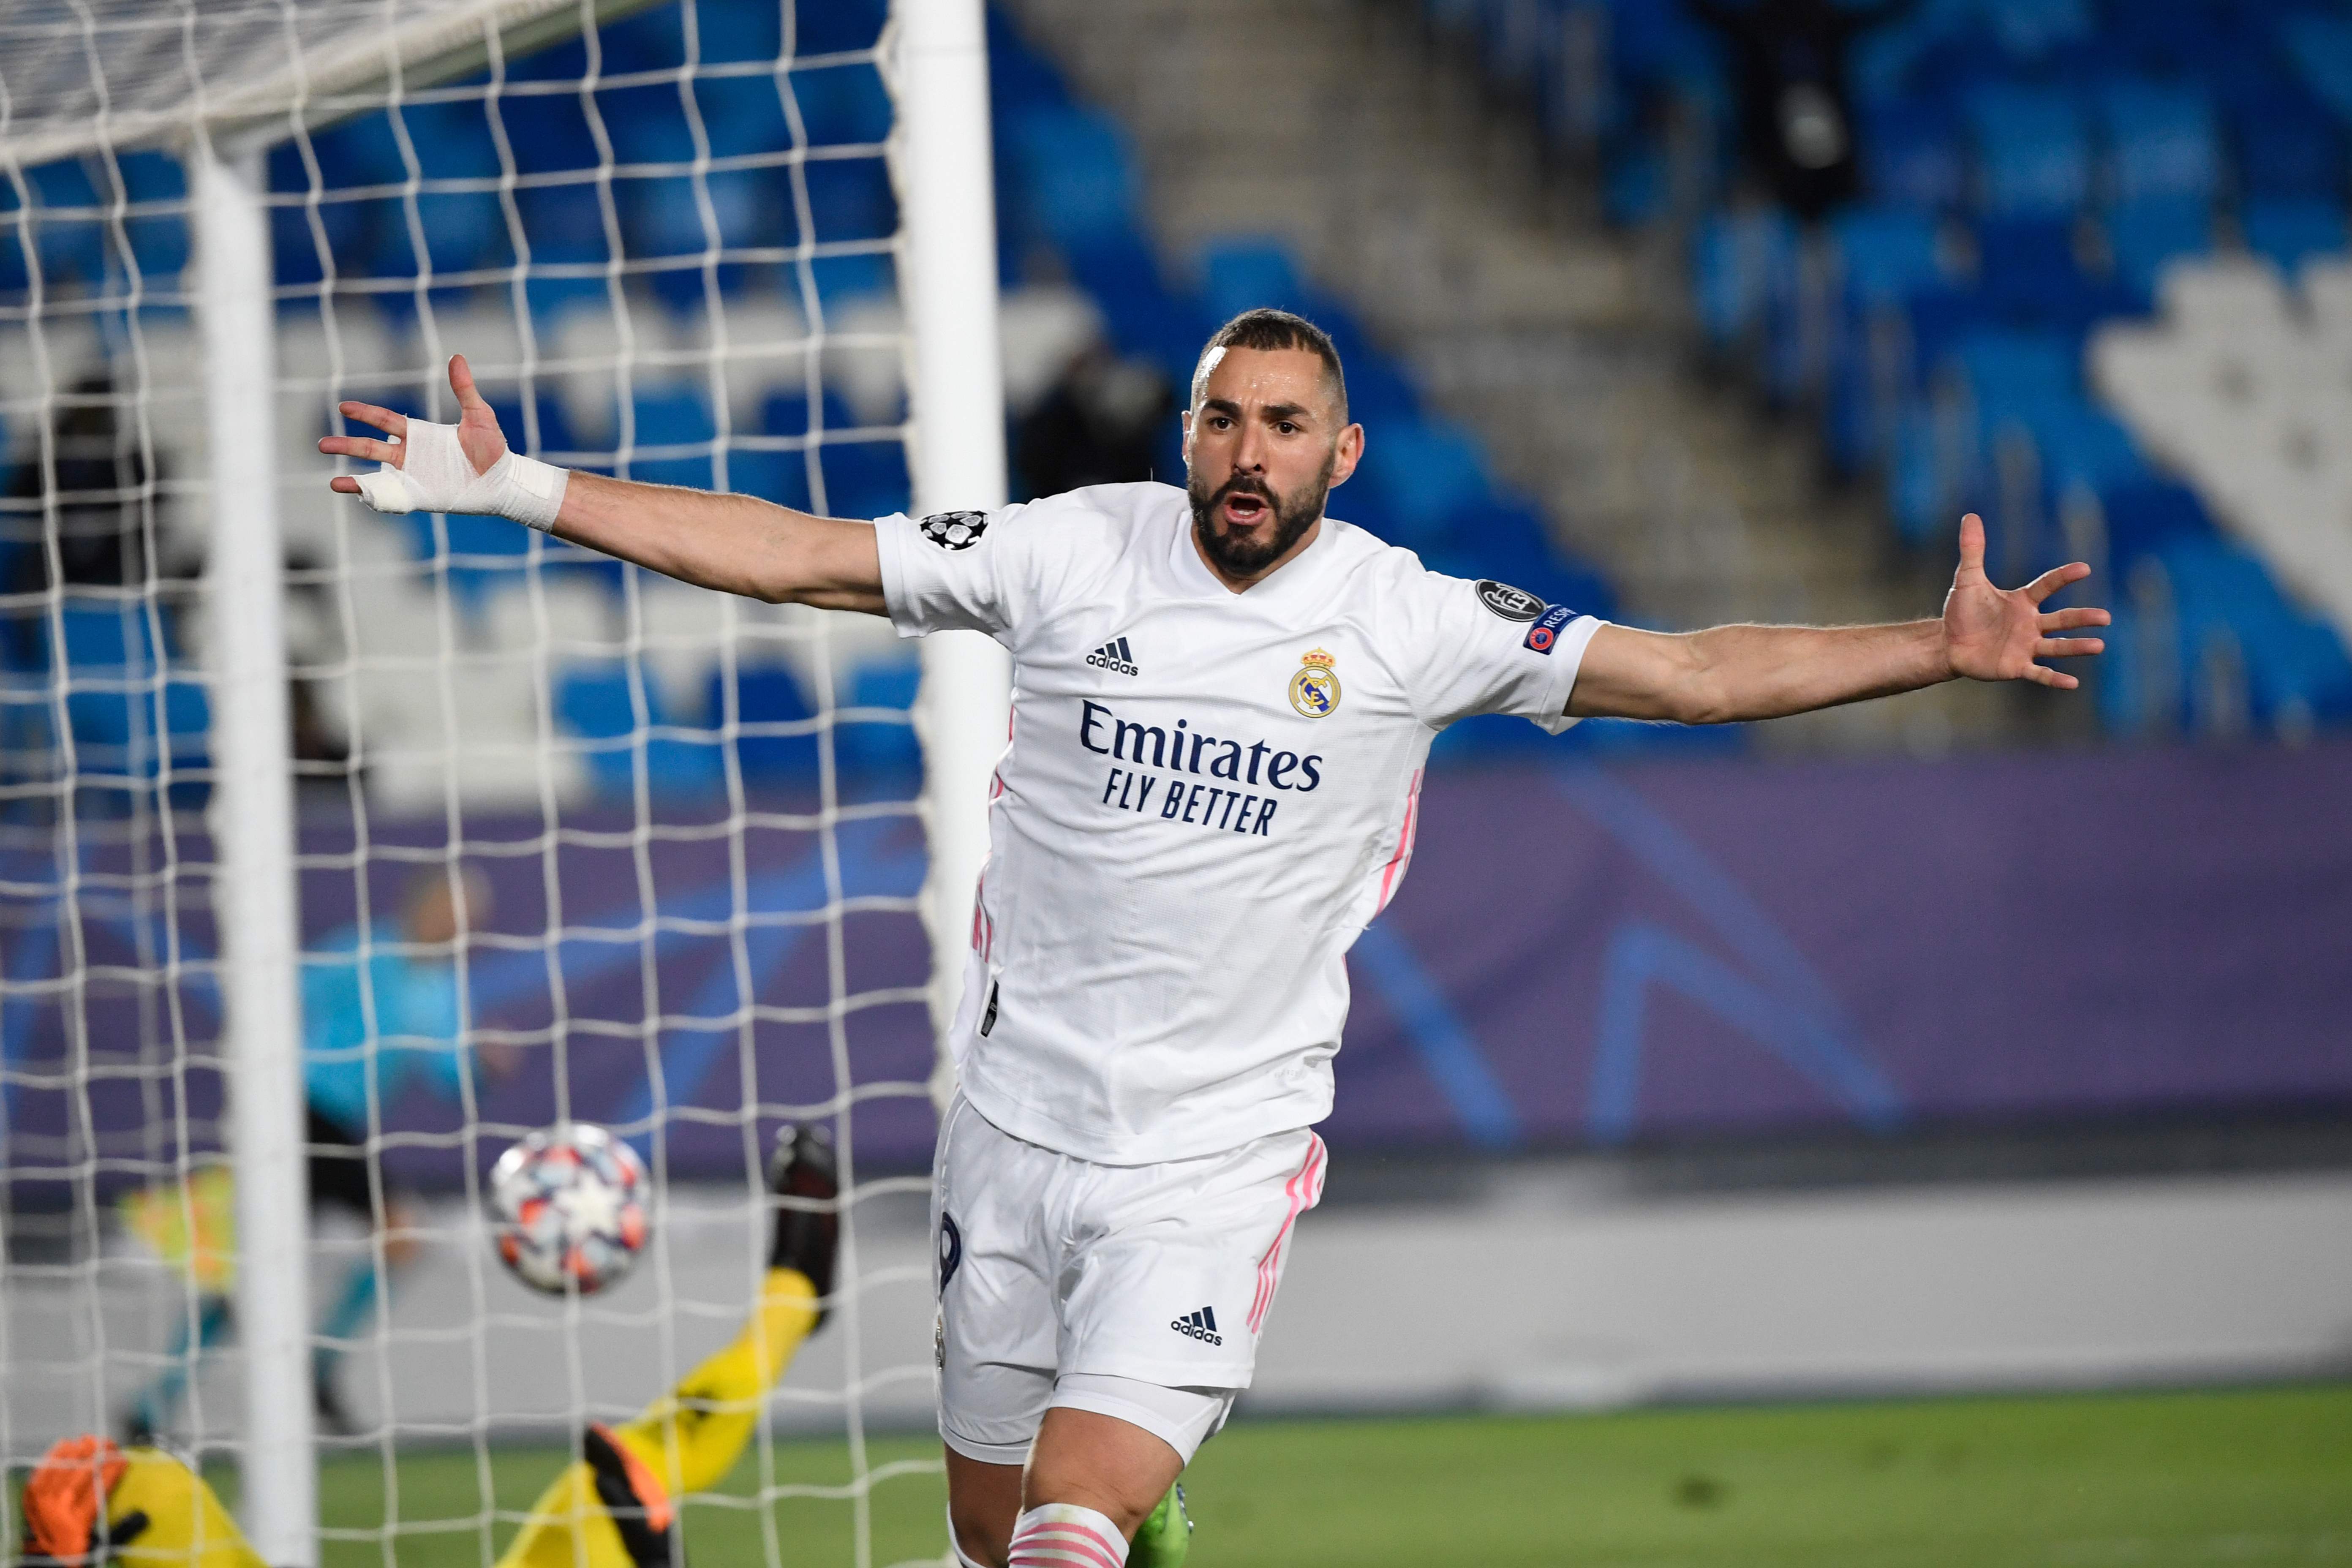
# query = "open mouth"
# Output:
<box><xmin>1220</xmin><ymin>490</ymin><xmax>1270</xmax><ymax>526</ymax></box>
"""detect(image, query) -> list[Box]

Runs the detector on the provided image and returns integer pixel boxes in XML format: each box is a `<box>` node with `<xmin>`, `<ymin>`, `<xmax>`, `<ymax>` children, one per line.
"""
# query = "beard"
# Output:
<box><xmin>1187</xmin><ymin>455</ymin><xmax>1334</xmax><ymax>577</ymax></box>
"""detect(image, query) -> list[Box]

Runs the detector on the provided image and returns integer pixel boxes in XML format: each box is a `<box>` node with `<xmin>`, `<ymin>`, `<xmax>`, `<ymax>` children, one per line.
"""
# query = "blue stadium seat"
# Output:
<box><xmin>1418</xmin><ymin>500</ymin><xmax>1618</xmax><ymax>626</ymax></box>
<box><xmin>515</xmin><ymin>183</ymin><xmax>612</xmax><ymax>318</ymax></box>
<box><xmin>1965</xmin><ymin>85</ymin><xmax>2091</xmax><ymax>216</ymax></box>
<box><xmin>988</xmin><ymin>7</ymin><xmax>1072</xmax><ymax>124</ymax></box>
<box><xmin>1349</xmin><ymin>420</ymin><xmax>1491</xmax><ymax>550</ymax></box>
<box><xmin>1861</xmin><ymin>99</ymin><xmax>1966</xmax><ymax>213</ymax></box>
<box><xmin>53</xmin><ymin>603</ymin><xmax>210</xmax><ymax>794</ymax></box>
<box><xmin>622</xmin><ymin>388</ymin><xmax>718</xmax><ymax>490</ymax></box>
<box><xmin>1950</xmin><ymin>325</ymin><xmax>2078</xmax><ymax>425</ymax></box>
<box><xmin>362</xmin><ymin>100</ymin><xmax>511</xmax><ymax>284</ymax></box>
<box><xmin>2152</xmin><ymin>533</ymin><xmax>2352</xmax><ymax>730</ymax></box>
<box><xmin>1900</xmin><ymin>286</ymin><xmax>1995</xmax><ymax>397</ymax></box>
<box><xmin>554</xmin><ymin>660</ymin><xmax>724</xmax><ymax>798</ymax></box>
<box><xmin>2228</xmin><ymin>96</ymin><xmax>2347</xmax><ymax>203</ymax></box>
<box><xmin>813</xmin><ymin>433</ymin><xmax>911</xmax><ymax>522</ymax></box>
<box><xmin>1973</xmin><ymin>215</ymin><xmax>2082</xmax><ymax>318</ymax></box>
<box><xmin>2242</xmin><ymin>199</ymin><xmax>2349</xmax><ymax>277</ymax></box>
<box><xmin>678</xmin><ymin>0</ymin><xmax>788</xmax><ymax>65</ymax></box>
<box><xmin>2025</xmin><ymin>403</ymin><xmax>2143</xmax><ymax>501</ymax></box>
<box><xmin>788</xmin><ymin>62</ymin><xmax>895</xmax><ymax>148</ymax></box>
<box><xmin>2105</xmin><ymin>4</ymin><xmax>2231</xmax><ymax>76</ymax></box>
<box><xmin>755</xmin><ymin>390</ymin><xmax>908</xmax><ymax>518</ymax></box>
<box><xmin>2278</xmin><ymin>14</ymin><xmax>2352</xmax><ymax>128</ymax></box>
<box><xmin>1002</xmin><ymin>106</ymin><xmax>1139</xmax><ymax>252</ymax></box>
<box><xmin>496</xmin><ymin>90</ymin><xmax>599</xmax><ymax>177</ymax></box>
<box><xmin>615</xmin><ymin>168</ymin><xmax>782</xmax><ymax>302</ymax></box>
<box><xmin>1980</xmin><ymin>0</ymin><xmax>2095</xmax><ymax>61</ymax></box>
<box><xmin>1199</xmin><ymin>240</ymin><xmax>1311</xmax><ymax>324</ymax></box>
<box><xmin>18</xmin><ymin>161</ymin><xmax>109</xmax><ymax>291</ymax></box>
<box><xmin>1061</xmin><ymin>233</ymin><xmax>1214</xmax><ymax>387</ymax></box>
<box><xmin>266</xmin><ymin>144</ymin><xmax>375</xmax><ymax>289</ymax></box>
<box><xmin>298</xmin><ymin>109</ymin><xmax>408</xmax><ymax>190</ymax></box>
<box><xmin>1</xmin><ymin>183</ymin><xmax>30</xmax><ymax>296</ymax></box>
<box><xmin>2094</xmin><ymin>80</ymin><xmax>2220</xmax><ymax>208</ymax></box>
<box><xmin>114</xmin><ymin>152</ymin><xmax>190</xmax><ymax>283</ymax></box>
<box><xmin>735</xmin><ymin>390</ymin><xmax>857</xmax><ymax>513</ymax></box>
<box><xmin>1693</xmin><ymin>207</ymin><xmax>1799</xmax><ymax>349</ymax></box>
<box><xmin>784</xmin><ymin>0</ymin><xmax>887</xmax><ymax>56</ymax></box>
<box><xmin>2095</xmin><ymin>476</ymin><xmax>2214</xmax><ymax>574</ymax></box>
<box><xmin>376</xmin><ymin>189</ymin><xmax>510</xmax><ymax>283</ymax></box>
<box><xmin>2008</xmin><ymin>401</ymin><xmax>2148</xmax><ymax>579</ymax></box>
<box><xmin>2103</xmin><ymin>197</ymin><xmax>2213</xmax><ymax>308</ymax></box>
<box><xmin>595</xmin><ymin>78</ymin><xmax>696</xmax><ymax>166</ymax></box>
<box><xmin>835</xmin><ymin>661</ymin><xmax>922</xmax><ymax>780</ymax></box>
<box><xmin>589</xmin><ymin>4</ymin><xmax>688</xmax><ymax>74</ymax></box>
<box><xmin>1835</xmin><ymin>207</ymin><xmax>1949</xmax><ymax>308</ymax></box>
<box><xmin>1975</xmin><ymin>215</ymin><xmax>2137</xmax><ymax>335</ymax></box>
<box><xmin>709</xmin><ymin>663</ymin><xmax>818</xmax><ymax>785</ymax></box>
<box><xmin>799</xmin><ymin>158</ymin><xmax>897</xmax><ymax>245</ymax></box>
<box><xmin>1818</xmin><ymin>208</ymin><xmax>1955</xmax><ymax>471</ymax></box>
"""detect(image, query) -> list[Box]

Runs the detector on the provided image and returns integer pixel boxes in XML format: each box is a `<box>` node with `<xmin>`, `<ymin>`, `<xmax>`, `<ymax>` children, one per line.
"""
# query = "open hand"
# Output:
<box><xmin>1941</xmin><ymin>512</ymin><xmax>2111</xmax><ymax>690</ymax></box>
<box><xmin>321</xmin><ymin>353</ymin><xmax>507</xmax><ymax>495</ymax></box>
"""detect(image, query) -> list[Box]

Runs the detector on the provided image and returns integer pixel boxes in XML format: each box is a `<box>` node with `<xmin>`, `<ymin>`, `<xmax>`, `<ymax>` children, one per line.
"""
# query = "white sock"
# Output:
<box><xmin>1007</xmin><ymin>1502</ymin><xmax>1128</xmax><ymax>1567</ymax></box>
<box><xmin>947</xmin><ymin>1503</ymin><xmax>993</xmax><ymax>1568</ymax></box>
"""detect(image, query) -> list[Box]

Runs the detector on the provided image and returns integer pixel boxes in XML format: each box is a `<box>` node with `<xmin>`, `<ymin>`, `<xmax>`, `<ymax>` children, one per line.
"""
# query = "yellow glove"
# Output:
<box><xmin>17</xmin><ymin>1437</ymin><xmax>264</xmax><ymax>1568</ymax></box>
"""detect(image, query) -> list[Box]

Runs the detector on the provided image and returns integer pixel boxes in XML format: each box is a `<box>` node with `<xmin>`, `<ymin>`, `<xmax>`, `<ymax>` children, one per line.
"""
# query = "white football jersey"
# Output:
<box><xmin>875</xmin><ymin>482</ymin><xmax>1604</xmax><ymax>1164</ymax></box>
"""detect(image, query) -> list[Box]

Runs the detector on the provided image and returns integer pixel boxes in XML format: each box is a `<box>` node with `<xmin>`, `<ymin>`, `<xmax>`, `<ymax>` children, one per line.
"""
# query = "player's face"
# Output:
<box><xmin>1183</xmin><ymin>347</ymin><xmax>1364</xmax><ymax>586</ymax></box>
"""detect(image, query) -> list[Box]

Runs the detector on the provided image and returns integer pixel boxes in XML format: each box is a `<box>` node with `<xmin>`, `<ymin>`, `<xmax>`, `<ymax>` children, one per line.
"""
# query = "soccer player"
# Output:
<box><xmin>23</xmin><ymin>1127</ymin><xmax>838</xmax><ymax>1568</ymax></box>
<box><xmin>318</xmin><ymin>310</ymin><xmax>2108</xmax><ymax>1567</ymax></box>
<box><xmin>123</xmin><ymin>867</ymin><xmax>503</xmax><ymax>1441</ymax></box>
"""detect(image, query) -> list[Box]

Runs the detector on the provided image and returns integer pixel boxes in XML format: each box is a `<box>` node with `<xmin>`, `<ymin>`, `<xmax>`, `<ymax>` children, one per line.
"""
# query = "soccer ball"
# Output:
<box><xmin>487</xmin><ymin>1124</ymin><xmax>650</xmax><ymax>1295</ymax></box>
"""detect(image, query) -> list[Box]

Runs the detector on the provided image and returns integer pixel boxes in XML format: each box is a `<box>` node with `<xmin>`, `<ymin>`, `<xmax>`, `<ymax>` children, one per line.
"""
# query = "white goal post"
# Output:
<box><xmin>0</xmin><ymin>0</ymin><xmax>1008</xmax><ymax>1557</ymax></box>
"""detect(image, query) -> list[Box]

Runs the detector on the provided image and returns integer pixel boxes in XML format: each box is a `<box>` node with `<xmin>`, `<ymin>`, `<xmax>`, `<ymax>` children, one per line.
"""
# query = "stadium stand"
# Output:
<box><xmin>1428</xmin><ymin>0</ymin><xmax>2352</xmax><ymax>739</ymax></box>
<box><xmin>0</xmin><ymin>0</ymin><xmax>1622</xmax><ymax>800</ymax></box>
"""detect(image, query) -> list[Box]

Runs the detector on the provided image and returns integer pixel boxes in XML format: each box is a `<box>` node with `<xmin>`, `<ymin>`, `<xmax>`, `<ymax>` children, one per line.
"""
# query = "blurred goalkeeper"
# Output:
<box><xmin>24</xmin><ymin>1127</ymin><xmax>839</xmax><ymax>1568</ymax></box>
<box><xmin>318</xmin><ymin>320</ymin><xmax>2107</xmax><ymax>1568</ymax></box>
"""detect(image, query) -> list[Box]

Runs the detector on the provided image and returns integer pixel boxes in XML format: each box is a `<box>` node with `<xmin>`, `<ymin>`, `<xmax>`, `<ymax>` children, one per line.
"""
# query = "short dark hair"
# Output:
<box><xmin>1190</xmin><ymin>308</ymin><xmax>1349</xmax><ymax>422</ymax></box>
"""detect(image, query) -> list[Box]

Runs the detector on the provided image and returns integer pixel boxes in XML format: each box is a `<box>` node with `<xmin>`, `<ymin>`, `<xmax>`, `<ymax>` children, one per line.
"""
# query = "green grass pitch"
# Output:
<box><xmin>312</xmin><ymin>1386</ymin><xmax>2352</xmax><ymax>1568</ymax></box>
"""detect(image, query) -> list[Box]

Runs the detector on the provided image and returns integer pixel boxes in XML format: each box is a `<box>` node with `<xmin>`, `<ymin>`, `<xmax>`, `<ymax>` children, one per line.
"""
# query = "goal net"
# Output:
<box><xmin>0</xmin><ymin>1</ymin><xmax>1001</xmax><ymax>1563</ymax></box>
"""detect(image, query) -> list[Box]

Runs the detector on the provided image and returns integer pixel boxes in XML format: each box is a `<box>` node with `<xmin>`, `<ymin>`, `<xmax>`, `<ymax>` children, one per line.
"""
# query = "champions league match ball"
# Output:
<box><xmin>487</xmin><ymin>1124</ymin><xmax>651</xmax><ymax>1295</ymax></box>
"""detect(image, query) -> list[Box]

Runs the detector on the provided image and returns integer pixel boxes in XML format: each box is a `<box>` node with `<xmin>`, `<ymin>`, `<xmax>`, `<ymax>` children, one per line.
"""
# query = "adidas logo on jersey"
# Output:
<box><xmin>1086</xmin><ymin>637</ymin><xmax>1141</xmax><ymax>676</ymax></box>
<box><xmin>1170</xmin><ymin>1307</ymin><xmax>1222</xmax><ymax>1346</ymax></box>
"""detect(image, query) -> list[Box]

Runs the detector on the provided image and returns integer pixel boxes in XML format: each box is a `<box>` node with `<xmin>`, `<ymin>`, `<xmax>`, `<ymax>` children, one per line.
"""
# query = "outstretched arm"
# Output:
<box><xmin>1568</xmin><ymin>513</ymin><xmax>2110</xmax><ymax>723</ymax></box>
<box><xmin>320</xmin><ymin>354</ymin><xmax>886</xmax><ymax>615</ymax></box>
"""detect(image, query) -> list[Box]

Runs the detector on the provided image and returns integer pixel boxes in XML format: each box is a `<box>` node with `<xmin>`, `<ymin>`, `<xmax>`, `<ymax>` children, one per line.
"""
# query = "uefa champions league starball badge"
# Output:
<box><xmin>1288</xmin><ymin>648</ymin><xmax>1341</xmax><ymax>719</ymax></box>
<box><xmin>917</xmin><ymin>510</ymin><xmax>988</xmax><ymax>550</ymax></box>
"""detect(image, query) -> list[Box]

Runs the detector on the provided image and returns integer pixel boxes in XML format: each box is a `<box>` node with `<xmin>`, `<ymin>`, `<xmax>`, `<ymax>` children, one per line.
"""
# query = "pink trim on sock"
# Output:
<box><xmin>1008</xmin><ymin>1516</ymin><xmax>1125</xmax><ymax>1568</ymax></box>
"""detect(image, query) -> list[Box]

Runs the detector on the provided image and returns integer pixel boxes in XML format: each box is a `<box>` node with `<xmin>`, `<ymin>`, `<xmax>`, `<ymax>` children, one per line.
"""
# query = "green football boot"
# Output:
<box><xmin>1130</xmin><ymin>1482</ymin><xmax>1192</xmax><ymax>1568</ymax></box>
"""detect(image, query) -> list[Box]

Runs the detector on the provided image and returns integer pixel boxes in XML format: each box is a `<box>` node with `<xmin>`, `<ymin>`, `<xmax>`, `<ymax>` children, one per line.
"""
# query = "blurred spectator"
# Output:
<box><xmin>1014</xmin><ymin>349</ymin><xmax>1174</xmax><ymax>499</ymax></box>
<box><xmin>1</xmin><ymin>375</ymin><xmax>191</xmax><ymax>665</ymax></box>
<box><xmin>1685</xmin><ymin>0</ymin><xmax>1911</xmax><ymax>221</ymax></box>
<box><xmin>0</xmin><ymin>371</ymin><xmax>351</xmax><ymax>774</ymax></box>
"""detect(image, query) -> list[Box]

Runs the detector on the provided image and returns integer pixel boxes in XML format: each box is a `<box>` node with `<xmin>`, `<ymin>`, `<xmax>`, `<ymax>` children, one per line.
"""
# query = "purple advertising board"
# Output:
<box><xmin>5</xmin><ymin>741</ymin><xmax>2348</xmax><ymax>1195</ymax></box>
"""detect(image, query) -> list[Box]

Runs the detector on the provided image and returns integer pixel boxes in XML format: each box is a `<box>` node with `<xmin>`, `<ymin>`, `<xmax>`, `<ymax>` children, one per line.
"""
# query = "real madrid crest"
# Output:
<box><xmin>1288</xmin><ymin>647</ymin><xmax>1341</xmax><ymax>719</ymax></box>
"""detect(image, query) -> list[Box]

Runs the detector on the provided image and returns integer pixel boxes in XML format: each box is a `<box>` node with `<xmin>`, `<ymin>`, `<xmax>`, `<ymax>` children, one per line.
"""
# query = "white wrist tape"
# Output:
<box><xmin>351</xmin><ymin>416</ymin><xmax>569</xmax><ymax>531</ymax></box>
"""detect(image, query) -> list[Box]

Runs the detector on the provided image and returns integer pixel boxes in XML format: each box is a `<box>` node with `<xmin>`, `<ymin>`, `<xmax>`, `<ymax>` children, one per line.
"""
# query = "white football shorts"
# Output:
<box><xmin>930</xmin><ymin>1092</ymin><xmax>1328</xmax><ymax>1465</ymax></box>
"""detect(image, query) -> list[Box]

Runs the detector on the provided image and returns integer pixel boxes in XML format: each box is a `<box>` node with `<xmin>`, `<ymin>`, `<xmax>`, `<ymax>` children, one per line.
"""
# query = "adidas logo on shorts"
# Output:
<box><xmin>1086</xmin><ymin>637</ymin><xmax>1141</xmax><ymax>676</ymax></box>
<box><xmin>1170</xmin><ymin>1306</ymin><xmax>1222</xmax><ymax>1346</ymax></box>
